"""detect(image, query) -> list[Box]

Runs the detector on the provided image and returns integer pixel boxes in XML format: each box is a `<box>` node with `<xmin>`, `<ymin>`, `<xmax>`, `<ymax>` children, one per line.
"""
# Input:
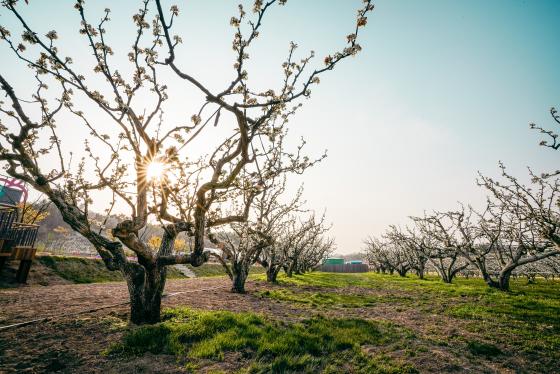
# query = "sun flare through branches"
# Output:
<box><xmin>146</xmin><ymin>160</ymin><xmax>168</xmax><ymax>182</ymax></box>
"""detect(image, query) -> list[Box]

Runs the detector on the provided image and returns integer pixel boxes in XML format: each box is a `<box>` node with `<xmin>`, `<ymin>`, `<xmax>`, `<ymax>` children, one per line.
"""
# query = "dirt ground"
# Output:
<box><xmin>0</xmin><ymin>278</ymin><xmax>311</xmax><ymax>374</ymax></box>
<box><xmin>0</xmin><ymin>277</ymin><xmax>552</xmax><ymax>373</ymax></box>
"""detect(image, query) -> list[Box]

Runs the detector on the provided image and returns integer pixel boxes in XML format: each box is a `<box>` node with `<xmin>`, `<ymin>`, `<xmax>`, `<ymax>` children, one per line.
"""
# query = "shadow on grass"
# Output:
<box><xmin>255</xmin><ymin>272</ymin><xmax>560</xmax><ymax>356</ymax></box>
<box><xmin>107</xmin><ymin>308</ymin><xmax>417</xmax><ymax>373</ymax></box>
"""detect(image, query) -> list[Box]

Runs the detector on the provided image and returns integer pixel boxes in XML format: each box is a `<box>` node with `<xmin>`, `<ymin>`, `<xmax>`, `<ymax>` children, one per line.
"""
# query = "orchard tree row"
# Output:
<box><xmin>364</xmin><ymin>108</ymin><xmax>560</xmax><ymax>291</ymax></box>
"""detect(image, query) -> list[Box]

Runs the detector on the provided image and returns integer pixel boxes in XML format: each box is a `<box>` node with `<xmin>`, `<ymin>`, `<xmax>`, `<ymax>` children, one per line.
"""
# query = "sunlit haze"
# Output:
<box><xmin>2</xmin><ymin>0</ymin><xmax>559</xmax><ymax>253</ymax></box>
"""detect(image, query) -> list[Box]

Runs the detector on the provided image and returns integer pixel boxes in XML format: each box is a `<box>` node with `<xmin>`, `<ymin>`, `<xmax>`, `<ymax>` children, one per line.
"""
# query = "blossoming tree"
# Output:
<box><xmin>0</xmin><ymin>0</ymin><xmax>373</xmax><ymax>323</ymax></box>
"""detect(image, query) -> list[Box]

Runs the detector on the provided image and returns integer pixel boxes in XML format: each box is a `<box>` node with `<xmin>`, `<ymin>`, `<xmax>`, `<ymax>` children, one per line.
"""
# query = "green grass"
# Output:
<box><xmin>108</xmin><ymin>307</ymin><xmax>417</xmax><ymax>373</ymax></box>
<box><xmin>184</xmin><ymin>263</ymin><xmax>228</xmax><ymax>277</ymax></box>
<box><xmin>101</xmin><ymin>272</ymin><xmax>560</xmax><ymax>372</ymax></box>
<box><xmin>261</xmin><ymin>272</ymin><xmax>505</xmax><ymax>295</ymax></box>
<box><xmin>259</xmin><ymin>272</ymin><xmax>560</xmax><ymax>358</ymax></box>
<box><xmin>256</xmin><ymin>272</ymin><xmax>380</xmax><ymax>289</ymax></box>
<box><xmin>37</xmin><ymin>255</ymin><xmax>126</xmax><ymax>283</ymax></box>
<box><xmin>256</xmin><ymin>288</ymin><xmax>380</xmax><ymax>308</ymax></box>
<box><xmin>449</xmin><ymin>291</ymin><xmax>560</xmax><ymax>353</ymax></box>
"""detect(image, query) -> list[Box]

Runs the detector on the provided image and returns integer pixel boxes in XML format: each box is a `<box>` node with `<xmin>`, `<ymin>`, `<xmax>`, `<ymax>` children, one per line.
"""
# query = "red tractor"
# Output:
<box><xmin>0</xmin><ymin>177</ymin><xmax>40</xmax><ymax>283</ymax></box>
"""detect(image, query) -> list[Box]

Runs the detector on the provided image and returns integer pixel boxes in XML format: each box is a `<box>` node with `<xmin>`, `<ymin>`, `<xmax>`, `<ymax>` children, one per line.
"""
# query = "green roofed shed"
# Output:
<box><xmin>323</xmin><ymin>258</ymin><xmax>344</xmax><ymax>265</ymax></box>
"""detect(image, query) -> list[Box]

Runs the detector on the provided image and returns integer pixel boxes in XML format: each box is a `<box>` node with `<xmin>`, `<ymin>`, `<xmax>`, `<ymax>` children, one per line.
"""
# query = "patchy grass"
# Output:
<box><xmin>256</xmin><ymin>272</ymin><xmax>379</xmax><ymax>289</ymax></box>
<box><xmin>37</xmin><ymin>255</ymin><xmax>125</xmax><ymax>283</ymax></box>
<box><xmin>450</xmin><ymin>292</ymin><xmax>560</xmax><ymax>354</ymax></box>
<box><xmin>35</xmin><ymin>256</ymin><xmax>265</xmax><ymax>283</ymax></box>
<box><xmin>184</xmin><ymin>263</ymin><xmax>227</xmax><ymax>277</ymax></box>
<box><xmin>263</xmin><ymin>272</ymin><xmax>503</xmax><ymax>295</ymax></box>
<box><xmin>256</xmin><ymin>288</ymin><xmax>379</xmax><ymax>308</ymax></box>
<box><xmin>260</xmin><ymin>271</ymin><xmax>560</xmax><ymax>362</ymax></box>
<box><xmin>3</xmin><ymin>271</ymin><xmax>559</xmax><ymax>372</ymax></box>
<box><xmin>108</xmin><ymin>307</ymin><xmax>417</xmax><ymax>373</ymax></box>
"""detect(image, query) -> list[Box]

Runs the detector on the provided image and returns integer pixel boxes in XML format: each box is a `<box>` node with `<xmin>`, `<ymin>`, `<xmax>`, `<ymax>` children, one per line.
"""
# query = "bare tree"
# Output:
<box><xmin>478</xmin><ymin>164</ymin><xmax>560</xmax><ymax>290</ymax></box>
<box><xmin>297</xmin><ymin>235</ymin><xmax>336</xmax><ymax>273</ymax></box>
<box><xmin>363</xmin><ymin>237</ymin><xmax>396</xmax><ymax>275</ymax></box>
<box><xmin>385</xmin><ymin>225</ymin><xmax>429</xmax><ymax>278</ymax></box>
<box><xmin>257</xmin><ymin>209</ymin><xmax>333</xmax><ymax>282</ymax></box>
<box><xmin>283</xmin><ymin>213</ymin><xmax>330</xmax><ymax>277</ymax></box>
<box><xmin>528</xmin><ymin>256</ymin><xmax>560</xmax><ymax>280</ymax></box>
<box><xmin>212</xmin><ymin>222</ymin><xmax>270</xmax><ymax>293</ymax></box>
<box><xmin>0</xmin><ymin>0</ymin><xmax>374</xmax><ymax>323</ymax></box>
<box><xmin>258</xmin><ymin>215</ymin><xmax>296</xmax><ymax>282</ymax></box>
<box><xmin>432</xmin><ymin>204</ymin><xmax>508</xmax><ymax>288</ymax></box>
<box><xmin>530</xmin><ymin>106</ymin><xmax>560</xmax><ymax>174</ymax></box>
<box><xmin>363</xmin><ymin>236</ymin><xmax>391</xmax><ymax>274</ymax></box>
<box><xmin>213</xmin><ymin>170</ymin><xmax>307</xmax><ymax>292</ymax></box>
<box><xmin>411</xmin><ymin>213</ymin><xmax>469</xmax><ymax>283</ymax></box>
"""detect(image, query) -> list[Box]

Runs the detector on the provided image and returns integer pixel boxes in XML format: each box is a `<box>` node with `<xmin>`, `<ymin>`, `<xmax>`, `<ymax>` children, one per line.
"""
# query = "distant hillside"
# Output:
<box><xmin>35</xmin><ymin>204</ymin><xmax>217</xmax><ymax>256</ymax></box>
<box><xmin>0</xmin><ymin>255</ymin><xmax>264</xmax><ymax>288</ymax></box>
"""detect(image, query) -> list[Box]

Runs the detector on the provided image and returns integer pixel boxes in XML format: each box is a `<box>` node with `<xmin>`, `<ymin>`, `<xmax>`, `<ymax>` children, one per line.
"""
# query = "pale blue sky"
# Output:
<box><xmin>1</xmin><ymin>1</ymin><xmax>559</xmax><ymax>253</ymax></box>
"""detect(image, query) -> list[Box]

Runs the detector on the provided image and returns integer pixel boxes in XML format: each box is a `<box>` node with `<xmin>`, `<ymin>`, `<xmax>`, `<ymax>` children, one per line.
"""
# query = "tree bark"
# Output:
<box><xmin>231</xmin><ymin>267</ymin><xmax>249</xmax><ymax>293</ymax></box>
<box><xmin>266</xmin><ymin>266</ymin><xmax>281</xmax><ymax>283</ymax></box>
<box><xmin>124</xmin><ymin>263</ymin><xmax>167</xmax><ymax>325</ymax></box>
<box><xmin>439</xmin><ymin>270</ymin><xmax>452</xmax><ymax>283</ymax></box>
<box><xmin>285</xmin><ymin>263</ymin><xmax>294</xmax><ymax>278</ymax></box>
<box><xmin>479</xmin><ymin>263</ymin><xmax>514</xmax><ymax>291</ymax></box>
<box><xmin>481</xmin><ymin>272</ymin><xmax>500</xmax><ymax>289</ymax></box>
<box><xmin>433</xmin><ymin>265</ymin><xmax>453</xmax><ymax>283</ymax></box>
<box><xmin>497</xmin><ymin>269</ymin><xmax>512</xmax><ymax>291</ymax></box>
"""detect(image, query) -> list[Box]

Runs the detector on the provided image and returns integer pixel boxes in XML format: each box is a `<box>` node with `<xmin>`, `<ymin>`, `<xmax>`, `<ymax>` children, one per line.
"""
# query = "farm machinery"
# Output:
<box><xmin>0</xmin><ymin>177</ymin><xmax>39</xmax><ymax>283</ymax></box>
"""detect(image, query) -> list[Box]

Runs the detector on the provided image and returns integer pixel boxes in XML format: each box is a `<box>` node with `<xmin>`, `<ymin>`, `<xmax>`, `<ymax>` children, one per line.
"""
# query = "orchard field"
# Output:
<box><xmin>0</xmin><ymin>1</ymin><xmax>559</xmax><ymax>372</ymax></box>
<box><xmin>1</xmin><ymin>271</ymin><xmax>558</xmax><ymax>373</ymax></box>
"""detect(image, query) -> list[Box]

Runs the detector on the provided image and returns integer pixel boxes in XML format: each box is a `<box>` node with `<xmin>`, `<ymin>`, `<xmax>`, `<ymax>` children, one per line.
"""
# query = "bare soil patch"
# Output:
<box><xmin>0</xmin><ymin>277</ymin><xmax>553</xmax><ymax>373</ymax></box>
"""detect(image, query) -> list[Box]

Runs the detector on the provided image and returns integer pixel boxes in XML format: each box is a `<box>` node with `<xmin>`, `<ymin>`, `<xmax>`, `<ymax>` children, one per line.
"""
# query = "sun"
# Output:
<box><xmin>146</xmin><ymin>160</ymin><xmax>168</xmax><ymax>181</ymax></box>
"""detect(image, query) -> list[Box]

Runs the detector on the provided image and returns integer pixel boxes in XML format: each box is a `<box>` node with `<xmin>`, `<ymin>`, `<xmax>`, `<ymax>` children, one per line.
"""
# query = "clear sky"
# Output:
<box><xmin>1</xmin><ymin>0</ymin><xmax>559</xmax><ymax>254</ymax></box>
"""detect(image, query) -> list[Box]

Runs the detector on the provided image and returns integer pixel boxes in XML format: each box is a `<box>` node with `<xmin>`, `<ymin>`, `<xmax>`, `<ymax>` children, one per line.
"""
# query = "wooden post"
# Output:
<box><xmin>16</xmin><ymin>259</ymin><xmax>32</xmax><ymax>283</ymax></box>
<box><xmin>13</xmin><ymin>247</ymin><xmax>36</xmax><ymax>283</ymax></box>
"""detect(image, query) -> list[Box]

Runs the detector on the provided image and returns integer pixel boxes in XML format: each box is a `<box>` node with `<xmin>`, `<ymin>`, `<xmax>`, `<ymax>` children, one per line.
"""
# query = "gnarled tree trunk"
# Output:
<box><xmin>231</xmin><ymin>270</ymin><xmax>249</xmax><ymax>293</ymax></box>
<box><xmin>266</xmin><ymin>265</ymin><xmax>281</xmax><ymax>283</ymax></box>
<box><xmin>285</xmin><ymin>263</ymin><xmax>294</xmax><ymax>278</ymax></box>
<box><xmin>396</xmin><ymin>265</ymin><xmax>409</xmax><ymax>277</ymax></box>
<box><xmin>478</xmin><ymin>261</ymin><xmax>513</xmax><ymax>292</ymax></box>
<box><xmin>123</xmin><ymin>226</ymin><xmax>178</xmax><ymax>324</ymax></box>
<box><xmin>498</xmin><ymin>270</ymin><xmax>512</xmax><ymax>291</ymax></box>
<box><xmin>230</xmin><ymin>262</ymin><xmax>250</xmax><ymax>293</ymax></box>
<box><xmin>429</xmin><ymin>256</ymin><xmax>467</xmax><ymax>284</ymax></box>
<box><xmin>481</xmin><ymin>272</ymin><xmax>500</xmax><ymax>290</ymax></box>
<box><xmin>415</xmin><ymin>264</ymin><xmax>425</xmax><ymax>279</ymax></box>
<box><xmin>125</xmin><ymin>263</ymin><xmax>167</xmax><ymax>324</ymax></box>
